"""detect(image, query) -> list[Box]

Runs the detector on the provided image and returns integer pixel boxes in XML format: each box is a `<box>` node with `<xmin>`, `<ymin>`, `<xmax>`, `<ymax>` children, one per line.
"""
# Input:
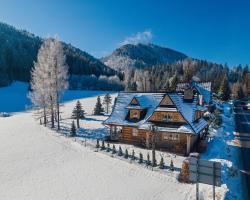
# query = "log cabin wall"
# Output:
<box><xmin>158</xmin><ymin>132</ymin><xmax>187</xmax><ymax>155</ymax></box>
<box><xmin>160</xmin><ymin>95</ymin><xmax>174</xmax><ymax>106</ymax></box>
<box><xmin>120</xmin><ymin>126</ymin><xmax>189</xmax><ymax>155</ymax></box>
<box><xmin>149</xmin><ymin>111</ymin><xmax>186</xmax><ymax>123</ymax></box>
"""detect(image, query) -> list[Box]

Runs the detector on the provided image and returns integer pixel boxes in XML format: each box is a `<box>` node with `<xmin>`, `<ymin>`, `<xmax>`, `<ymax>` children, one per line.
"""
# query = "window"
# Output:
<box><xmin>195</xmin><ymin>110</ymin><xmax>201</xmax><ymax>120</ymax></box>
<box><xmin>163</xmin><ymin>133</ymin><xmax>179</xmax><ymax>141</ymax></box>
<box><xmin>132</xmin><ymin>128</ymin><xmax>138</xmax><ymax>136</ymax></box>
<box><xmin>130</xmin><ymin>110</ymin><xmax>140</xmax><ymax>119</ymax></box>
<box><xmin>162</xmin><ymin>114</ymin><xmax>173</xmax><ymax>122</ymax></box>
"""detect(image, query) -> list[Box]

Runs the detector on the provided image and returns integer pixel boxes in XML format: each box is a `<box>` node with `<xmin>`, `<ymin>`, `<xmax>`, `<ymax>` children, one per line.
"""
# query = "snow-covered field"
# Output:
<box><xmin>0</xmin><ymin>82</ymin><xmax>229</xmax><ymax>200</ymax></box>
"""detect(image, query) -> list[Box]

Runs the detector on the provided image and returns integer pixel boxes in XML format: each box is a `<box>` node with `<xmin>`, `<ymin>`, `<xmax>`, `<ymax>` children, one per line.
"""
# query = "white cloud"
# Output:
<box><xmin>119</xmin><ymin>30</ymin><xmax>153</xmax><ymax>46</ymax></box>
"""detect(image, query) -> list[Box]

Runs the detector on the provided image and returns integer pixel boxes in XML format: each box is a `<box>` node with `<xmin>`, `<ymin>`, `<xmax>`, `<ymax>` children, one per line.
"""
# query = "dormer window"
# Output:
<box><xmin>130</xmin><ymin>109</ymin><xmax>140</xmax><ymax>119</ymax></box>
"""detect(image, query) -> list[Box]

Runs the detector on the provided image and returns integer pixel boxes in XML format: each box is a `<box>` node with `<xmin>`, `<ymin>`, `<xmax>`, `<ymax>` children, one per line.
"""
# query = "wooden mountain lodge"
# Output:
<box><xmin>104</xmin><ymin>82</ymin><xmax>211</xmax><ymax>156</ymax></box>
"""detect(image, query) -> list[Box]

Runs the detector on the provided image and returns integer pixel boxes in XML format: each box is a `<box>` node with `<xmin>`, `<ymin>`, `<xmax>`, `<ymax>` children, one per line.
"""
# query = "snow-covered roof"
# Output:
<box><xmin>104</xmin><ymin>92</ymin><xmax>207</xmax><ymax>135</ymax></box>
<box><xmin>104</xmin><ymin>92</ymin><xmax>164</xmax><ymax>127</ymax></box>
<box><xmin>176</xmin><ymin>81</ymin><xmax>212</xmax><ymax>104</ymax></box>
<box><xmin>168</xmin><ymin>93</ymin><xmax>207</xmax><ymax>134</ymax></box>
<box><xmin>193</xmin><ymin>82</ymin><xmax>211</xmax><ymax>104</ymax></box>
<box><xmin>139</xmin><ymin>123</ymin><xmax>193</xmax><ymax>134</ymax></box>
<box><xmin>155</xmin><ymin>107</ymin><xmax>177</xmax><ymax>112</ymax></box>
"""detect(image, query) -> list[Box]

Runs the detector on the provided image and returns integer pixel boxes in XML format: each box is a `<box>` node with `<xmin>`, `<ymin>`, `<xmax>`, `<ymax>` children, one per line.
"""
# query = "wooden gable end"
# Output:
<box><xmin>159</xmin><ymin>95</ymin><xmax>174</xmax><ymax>106</ymax></box>
<box><xmin>130</xmin><ymin>97</ymin><xmax>139</xmax><ymax>106</ymax></box>
<box><xmin>149</xmin><ymin>111</ymin><xmax>186</xmax><ymax>123</ymax></box>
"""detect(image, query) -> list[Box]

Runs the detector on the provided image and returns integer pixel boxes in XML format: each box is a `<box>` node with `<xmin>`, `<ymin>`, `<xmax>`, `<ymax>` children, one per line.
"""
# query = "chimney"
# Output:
<box><xmin>183</xmin><ymin>87</ymin><xmax>194</xmax><ymax>102</ymax></box>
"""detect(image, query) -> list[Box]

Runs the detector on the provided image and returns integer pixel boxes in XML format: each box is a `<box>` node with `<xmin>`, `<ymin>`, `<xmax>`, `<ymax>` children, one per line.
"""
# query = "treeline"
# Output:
<box><xmin>123</xmin><ymin>58</ymin><xmax>249</xmax><ymax>100</ymax></box>
<box><xmin>69</xmin><ymin>74</ymin><xmax>124</xmax><ymax>91</ymax></box>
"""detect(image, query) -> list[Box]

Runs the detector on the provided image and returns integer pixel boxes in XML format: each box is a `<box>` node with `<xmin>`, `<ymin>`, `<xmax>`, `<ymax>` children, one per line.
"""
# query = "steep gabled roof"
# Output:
<box><xmin>103</xmin><ymin>92</ymin><xmax>164</xmax><ymax>127</ymax></box>
<box><xmin>168</xmin><ymin>93</ymin><xmax>207</xmax><ymax>134</ymax></box>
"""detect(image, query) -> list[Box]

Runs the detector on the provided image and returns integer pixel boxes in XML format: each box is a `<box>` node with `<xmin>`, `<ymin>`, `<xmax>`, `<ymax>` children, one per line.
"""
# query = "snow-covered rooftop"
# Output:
<box><xmin>104</xmin><ymin>92</ymin><xmax>165</xmax><ymax>127</ymax></box>
<box><xmin>168</xmin><ymin>93</ymin><xmax>207</xmax><ymax>134</ymax></box>
<box><xmin>104</xmin><ymin>92</ymin><xmax>207</xmax><ymax>135</ymax></box>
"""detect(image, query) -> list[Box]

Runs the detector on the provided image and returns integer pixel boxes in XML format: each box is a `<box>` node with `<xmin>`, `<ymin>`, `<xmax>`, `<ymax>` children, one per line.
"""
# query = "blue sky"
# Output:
<box><xmin>0</xmin><ymin>0</ymin><xmax>249</xmax><ymax>67</ymax></box>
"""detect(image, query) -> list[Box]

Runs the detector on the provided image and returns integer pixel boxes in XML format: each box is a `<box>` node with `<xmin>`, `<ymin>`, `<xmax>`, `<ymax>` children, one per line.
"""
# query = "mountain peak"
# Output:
<box><xmin>102</xmin><ymin>43</ymin><xmax>187</xmax><ymax>71</ymax></box>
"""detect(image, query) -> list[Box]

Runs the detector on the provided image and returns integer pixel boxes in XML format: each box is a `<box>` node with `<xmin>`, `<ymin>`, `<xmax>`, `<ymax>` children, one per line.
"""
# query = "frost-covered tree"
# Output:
<box><xmin>103</xmin><ymin>94</ymin><xmax>112</xmax><ymax>114</ymax></box>
<box><xmin>72</xmin><ymin>100</ymin><xmax>85</xmax><ymax>128</ymax></box>
<box><xmin>49</xmin><ymin>38</ymin><xmax>68</xmax><ymax>130</ymax></box>
<box><xmin>93</xmin><ymin>96</ymin><xmax>104</xmax><ymax>115</ymax></box>
<box><xmin>29</xmin><ymin>39</ymin><xmax>51</xmax><ymax>126</ymax></box>
<box><xmin>29</xmin><ymin>37</ymin><xmax>68</xmax><ymax>130</ymax></box>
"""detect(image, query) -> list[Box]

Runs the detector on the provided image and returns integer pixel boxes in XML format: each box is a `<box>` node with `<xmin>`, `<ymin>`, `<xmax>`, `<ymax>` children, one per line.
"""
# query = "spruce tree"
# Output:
<box><xmin>159</xmin><ymin>157</ymin><xmax>164</xmax><ymax>169</ymax></box>
<box><xmin>112</xmin><ymin>144</ymin><xmax>116</xmax><ymax>154</ymax></box>
<box><xmin>118</xmin><ymin>146</ymin><xmax>123</xmax><ymax>156</ymax></box>
<box><xmin>101</xmin><ymin>140</ymin><xmax>105</xmax><ymax>150</ymax></box>
<box><xmin>94</xmin><ymin>96</ymin><xmax>104</xmax><ymax>115</ymax></box>
<box><xmin>103</xmin><ymin>93</ymin><xmax>112</xmax><ymax>114</ymax></box>
<box><xmin>139</xmin><ymin>152</ymin><xmax>143</xmax><ymax>163</ymax></box>
<box><xmin>124</xmin><ymin>149</ymin><xmax>129</xmax><ymax>159</ymax></box>
<box><xmin>131</xmin><ymin>149</ymin><xmax>135</xmax><ymax>160</ymax></box>
<box><xmin>170</xmin><ymin>159</ymin><xmax>174</xmax><ymax>171</ymax></box>
<box><xmin>69</xmin><ymin>121</ymin><xmax>76</xmax><ymax>137</ymax></box>
<box><xmin>72</xmin><ymin>100</ymin><xmax>85</xmax><ymax>128</ymax></box>
<box><xmin>72</xmin><ymin>100</ymin><xmax>85</xmax><ymax>129</ymax></box>
<box><xmin>146</xmin><ymin>153</ymin><xmax>151</xmax><ymax>166</ymax></box>
<box><xmin>106</xmin><ymin>142</ymin><xmax>110</xmax><ymax>152</ymax></box>
<box><xmin>96</xmin><ymin>139</ymin><xmax>100</xmax><ymax>148</ymax></box>
<box><xmin>219</xmin><ymin>75</ymin><xmax>231</xmax><ymax>101</ymax></box>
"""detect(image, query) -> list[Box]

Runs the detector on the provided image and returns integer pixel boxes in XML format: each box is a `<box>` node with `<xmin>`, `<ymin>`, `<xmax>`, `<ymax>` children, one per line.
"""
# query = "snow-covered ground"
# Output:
<box><xmin>0</xmin><ymin>82</ymin><xmax>229</xmax><ymax>199</ymax></box>
<box><xmin>201</xmin><ymin>103</ymin><xmax>245</xmax><ymax>200</ymax></box>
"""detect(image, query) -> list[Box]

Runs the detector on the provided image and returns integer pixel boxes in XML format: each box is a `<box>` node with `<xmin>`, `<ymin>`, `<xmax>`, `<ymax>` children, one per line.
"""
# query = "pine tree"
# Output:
<box><xmin>69</xmin><ymin>121</ymin><xmax>76</xmax><ymax>137</ymax></box>
<box><xmin>112</xmin><ymin>144</ymin><xmax>116</xmax><ymax>154</ymax></box>
<box><xmin>118</xmin><ymin>146</ymin><xmax>123</xmax><ymax>156</ymax></box>
<box><xmin>124</xmin><ymin>149</ymin><xmax>129</xmax><ymax>159</ymax></box>
<box><xmin>96</xmin><ymin>139</ymin><xmax>100</xmax><ymax>148</ymax></box>
<box><xmin>139</xmin><ymin>152</ymin><xmax>143</xmax><ymax>163</ymax></box>
<box><xmin>94</xmin><ymin>96</ymin><xmax>104</xmax><ymax>115</ymax></box>
<box><xmin>106</xmin><ymin>142</ymin><xmax>110</xmax><ymax>152</ymax></box>
<box><xmin>131</xmin><ymin>149</ymin><xmax>135</xmax><ymax>160</ymax></box>
<box><xmin>103</xmin><ymin>94</ymin><xmax>112</xmax><ymax>114</ymax></box>
<box><xmin>159</xmin><ymin>157</ymin><xmax>164</xmax><ymax>169</ymax></box>
<box><xmin>170</xmin><ymin>159</ymin><xmax>174</xmax><ymax>171</ymax></box>
<box><xmin>72</xmin><ymin>100</ymin><xmax>85</xmax><ymax>128</ymax></box>
<box><xmin>219</xmin><ymin>75</ymin><xmax>231</xmax><ymax>101</ymax></box>
<box><xmin>146</xmin><ymin>153</ymin><xmax>151</xmax><ymax>166</ymax></box>
<box><xmin>101</xmin><ymin>140</ymin><xmax>105</xmax><ymax>150</ymax></box>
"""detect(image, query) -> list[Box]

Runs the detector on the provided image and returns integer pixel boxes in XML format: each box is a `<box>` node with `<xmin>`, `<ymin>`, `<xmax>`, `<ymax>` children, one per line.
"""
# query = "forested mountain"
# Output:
<box><xmin>0</xmin><ymin>22</ymin><xmax>119</xmax><ymax>89</ymax></box>
<box><xmin>102</xmin><ymin>43</ymin><xmax>187</xmax><ymax>71</ymax></box>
